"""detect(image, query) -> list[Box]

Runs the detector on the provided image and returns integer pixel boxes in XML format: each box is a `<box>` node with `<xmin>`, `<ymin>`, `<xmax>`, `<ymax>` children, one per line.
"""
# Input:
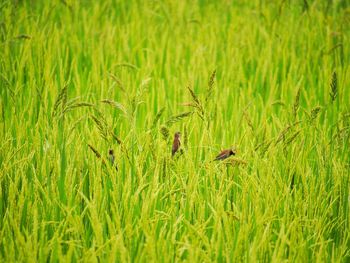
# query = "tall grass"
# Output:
<box><xmin>0</xmin><ymin>0</ymin><xmax>349</xmax><ymax>262</ymax></box>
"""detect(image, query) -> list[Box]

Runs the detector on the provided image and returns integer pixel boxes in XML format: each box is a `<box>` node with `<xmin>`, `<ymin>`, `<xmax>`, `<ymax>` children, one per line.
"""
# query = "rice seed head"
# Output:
<box><xmin>330</xmin><ymin>71</ymin><xmax>337</xmax><ymax>102</ymax></box>
<box><xmin>110</xmin><ymin>132</ymin><xmax>122</xmax><ymax>145</ymax></box>
<box><xmin>90</xmin><ymin>114</ymin><xmax>108</xmax><ymax>141</ymax></box>
<box><xmin>225</xmin><ymin>158</ymin><xmax>248</xmax><ymax>167</ymax></box>
<box><xmin>62</xmin><ymin>85</ymin><xmax>68</xmax><ymax>109</ymax></box>
<box><xmin>271</xmin><ymin>100</ymin><xmax>286</xmax><ymax>107</ymax></box>
<box><xmin>244</xmin><ymin>112</ymin><xmax>254</xmax><ymax>131</ymax></box>
<box><xmin>342</xmin><ymin>112</ymin><xmax>350</xmax><ymax>127</ymax></box>
<box><xmin>293</xmin><ymin>87</ymin><xmax>301</xmax><ymax>119</ymax></box>
<box><xmin>160</xmin><ymin>126</ymin><xmax>169</xmax><ymax>140</ymax></box>
<box><xmin>52</xmin><ymin>84</ymin><xmax>68</xmax><ymax>117</ymax></box>
<box><xmin>87</xmin><ymin>144</ymin><xmax>101</xmax><ymax>158</ymax></box>
<box><xmin>140</xmin><ymin>77</ymin><xmax>152</xmax><ymax>89</ymax></box>
<box><xmin>165</xmin><ymin>112</ymin><xmax>193</xmax><ymax>127</ymax></box>
<box><xmin>310</xmin><ymin>106</ymin><xmax>322</xmax><ymax>121</ymax></box>
<box><xmin>101</xmin><ymin>99</ymin><xmax>128</xmax><ymax>116</ymax></box>
<box><xmin>186</xmin><ymin>85</ymin><xmax>205</xmax><ymax>120</ymax></box>
<box><xmin>283</xmin><ymin>130</ymin><xmax>301</xmax><ymax>147</ymax></box>
<box><xmin>152</xmin><ymin>107</ymin><xmax>165</xmax><ymax>129</ymax></box>
<box><xmin>135</xmin><ymin>77</ymin><xmax>152</xmax><ymax>102</ymax></box>
<box><xmin>14</xmin><ymin>34</ymin><xmax>31</xmax><ymax>40</ymax></box>
<box><xmin>208</xmin><ymin>69</ymin><xmax>216</xmax><ymax>90</ymax></box>
<box><xmin>290</xmin><ymin>173</ymin><xmax>296</xmax><ymax>191</ymax></box>
<box><xmin>206</xmin><ymin>69</ymin><xmax>216</xmax><ymax>103</ymax></box>
<box><xmin>109</xmin><ymin>73</ymin><xmax>125</xmax><ymax>92</ymax></box>
<box><xmin>61</xmin><ymin>102</ymin><xmax>94</xmax><ymax>116</ymax></box>
<box><xmin>115</xmin><ymin>62</ymin><xmax>138</xmax><ymax>70</ymax></box>
<box><xmin>184</xmin><ymin>125</ymin><xmax>188</xmax><ymax>148</ymax></box>
<box><xmin>180</xmin><ymin>102</ymin><xmax>198</xmax><ymax>108</ymax></box>
<box><xmin>87</xmin><ymin>144</ymin><xmax>106</xmax><ymax>166</ymax></box>
<box><xmin>275</xmin><ymin>121</ymin><xmax>301</xmax><ymax>145</ymax></box>
<box><xmin>275</xmin><ymin>125</ymin><xmax>292</xmax><ymax>145</ymax></box>
<box><xmin>187</xmin><ymin>86</ymin><xmax>201</xmax><ymax>106</ymax></box>
<box><xmin>260</xmin><ymin>140</ymin><xmax>273</xmax><ymax>156</ymax></box>
<box><xmin>162</xmin><ymin>158</ymin><xmax>167</xmax><ymax>178</ymax></box>
<box><xmin>187</xmin><ymin>86</ymin><xmax>204</xmax><ymax>113</ymax></box>
<box><xmin>68</xmin><ymin>116</ymin><xmax>85</xmax><ymax>134</ymax></box>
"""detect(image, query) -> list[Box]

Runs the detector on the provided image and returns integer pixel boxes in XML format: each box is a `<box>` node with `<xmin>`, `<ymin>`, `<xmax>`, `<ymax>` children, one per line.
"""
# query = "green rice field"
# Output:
<box><xmin>0</xmin><ymin>0</ymin><xmax>349</xmax><ymax>262</ymax></box>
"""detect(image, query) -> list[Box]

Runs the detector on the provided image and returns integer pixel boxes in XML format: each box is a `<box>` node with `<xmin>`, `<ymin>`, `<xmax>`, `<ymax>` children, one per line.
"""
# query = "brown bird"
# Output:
<box><xmin>214</xmin><ymin>148</ymin><xmax>236</xmax><ymax>161</ymax></box>
<box><xmin>108</xmin><ymin>149</ymin><xmax>118</xmax><ymax>171</ymax></box>
<box><xmin>172</xmin><ymin>132</ymin><xmax>181</xmax><ymax>157</ymax></box>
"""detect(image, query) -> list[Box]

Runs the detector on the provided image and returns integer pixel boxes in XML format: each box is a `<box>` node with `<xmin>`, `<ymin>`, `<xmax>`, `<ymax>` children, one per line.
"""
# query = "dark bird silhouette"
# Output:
<box><xmin>214</xmin><ymin>149</ymin><xmax>236</xmax><ymax>161</ymax></box>
<box><xmin>108</xmin><ymin>149</ymin><xmax>118</xmax><ymax>171</ymax></box>
<box><xmin>172</xmin><ymin>132</ymin><xmax>181</xmax><ymax>157</ymax></box>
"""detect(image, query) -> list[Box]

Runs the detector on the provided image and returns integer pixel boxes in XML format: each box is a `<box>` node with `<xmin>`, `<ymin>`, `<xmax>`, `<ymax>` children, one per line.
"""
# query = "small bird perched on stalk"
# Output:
<box><xmin>108</xmin><ymin>149</ymin><xmax>118</xmax><ymax>171</ymax></box>
<box><xmin>214</xmin><ymin>148</ymin><xmax>236</xmax><ymax>161</ymax></box>
<box><xmin>172</xmin><ymin>132</ymin><xmax>181</xmax><ymax>157</ymax></box>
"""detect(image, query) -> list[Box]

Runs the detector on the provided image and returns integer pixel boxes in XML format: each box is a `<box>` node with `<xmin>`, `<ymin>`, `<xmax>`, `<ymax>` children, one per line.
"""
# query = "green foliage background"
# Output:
<box><xmin>0</xmin><ymin>0</ymin><xmax>349</xmax><ymax>262</ymax></box>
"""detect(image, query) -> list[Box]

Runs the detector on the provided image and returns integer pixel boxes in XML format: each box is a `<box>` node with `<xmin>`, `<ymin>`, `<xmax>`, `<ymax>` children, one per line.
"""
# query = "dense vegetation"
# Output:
<box><xmin>0</xmin><ymin>0</ymin><xmax>349</xmax><ymax>262</ymax></box>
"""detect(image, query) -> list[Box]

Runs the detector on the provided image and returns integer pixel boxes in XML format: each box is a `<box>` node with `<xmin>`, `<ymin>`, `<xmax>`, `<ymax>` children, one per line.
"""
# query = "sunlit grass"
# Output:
<box><xmin>0</xmin><ymin>0</ymin><xmax>349</xmax><ymax>262</ymax></box>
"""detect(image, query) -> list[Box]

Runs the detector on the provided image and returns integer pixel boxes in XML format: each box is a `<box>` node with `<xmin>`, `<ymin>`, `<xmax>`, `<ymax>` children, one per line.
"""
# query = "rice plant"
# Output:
<box><xmin>0</xmin><ymin>0</ymin><xmax>349</xmax><ymax>262</ymax></box>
